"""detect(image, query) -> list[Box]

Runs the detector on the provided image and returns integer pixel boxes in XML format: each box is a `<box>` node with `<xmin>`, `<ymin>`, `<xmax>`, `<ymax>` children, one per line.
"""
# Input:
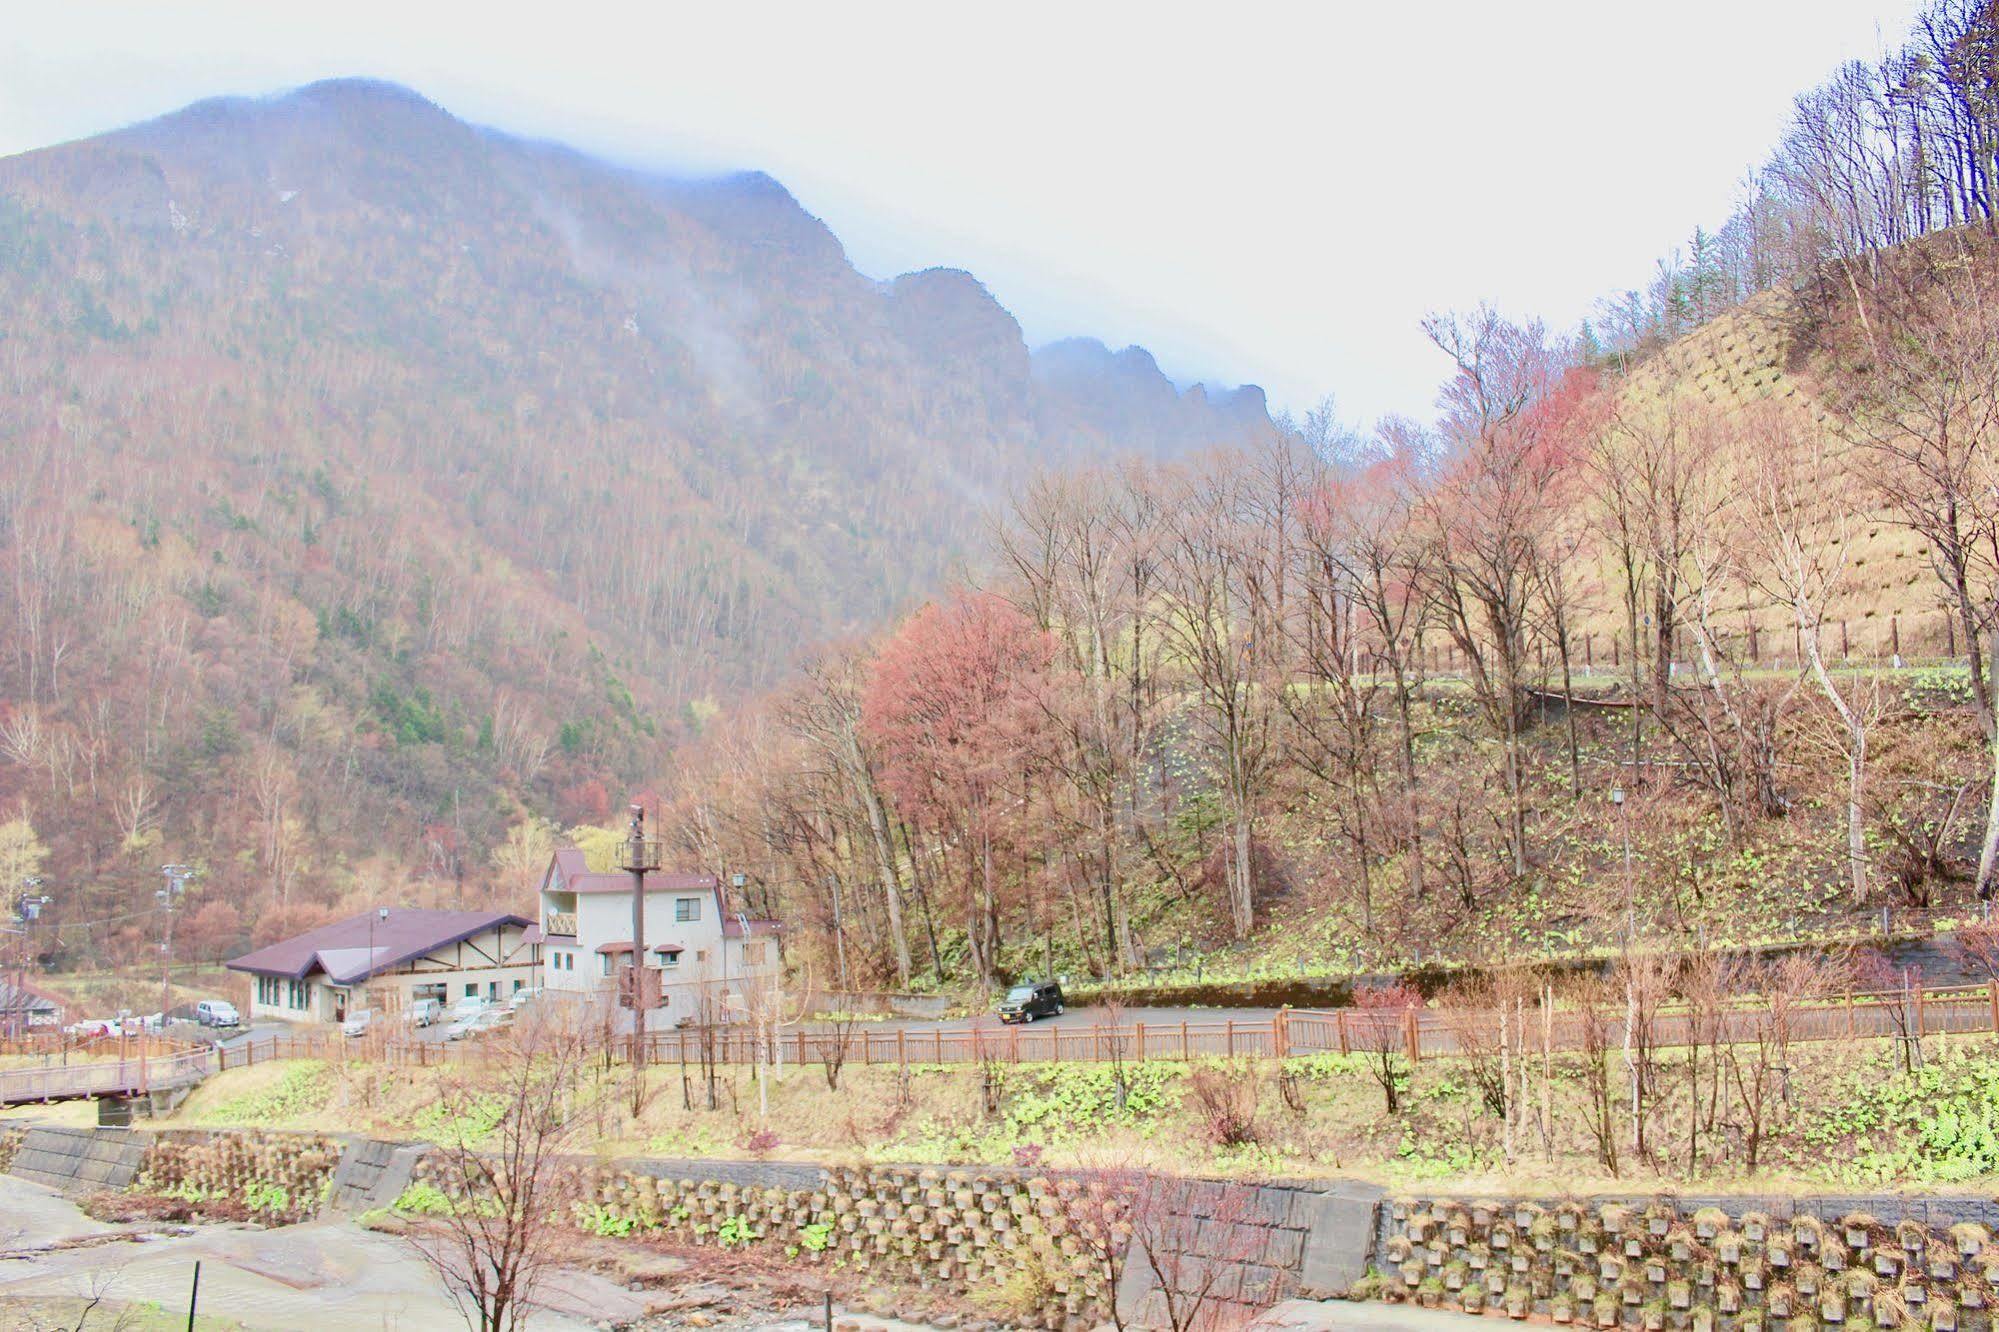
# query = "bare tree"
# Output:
<box><xmin>1419</xmin><ymin>309</ymin><xmax>1581</xmax><ymax>877</ymax></box>
<box><xmin>1743</xmin><ymin>401</ymin><xmax>1879</xmax><ymax>902</ymax></box>
<box><xmin>1152</xmin><ymin>447</ymin><xmax>1293</xmax><ymax>939</ymax></box>
<box><xmin>407</xmin><ymin>1012</ymin><xmax>589</xmax><ymax>1332</ymax></box>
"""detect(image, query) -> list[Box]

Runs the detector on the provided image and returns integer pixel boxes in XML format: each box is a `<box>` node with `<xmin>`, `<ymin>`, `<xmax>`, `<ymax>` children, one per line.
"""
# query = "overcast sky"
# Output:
<box><xmin>1</xmin><ymin>1</ymin><xmax>1926</xmax><ymax>424</ymax></box>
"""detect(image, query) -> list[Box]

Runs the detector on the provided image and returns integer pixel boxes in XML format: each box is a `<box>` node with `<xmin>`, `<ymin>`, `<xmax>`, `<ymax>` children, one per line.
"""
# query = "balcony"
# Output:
<box><xmin>545</xmin><ymin>911</ymin><xmax>577</xmax><ymax>938</ymax></box>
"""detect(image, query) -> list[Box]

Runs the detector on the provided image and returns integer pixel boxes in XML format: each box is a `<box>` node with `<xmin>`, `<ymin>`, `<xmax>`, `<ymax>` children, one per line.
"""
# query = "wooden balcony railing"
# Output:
<box><xmin>545</xmin><ymin>911</ymin><xmax>577</xmax><ymax>937</ymax></box>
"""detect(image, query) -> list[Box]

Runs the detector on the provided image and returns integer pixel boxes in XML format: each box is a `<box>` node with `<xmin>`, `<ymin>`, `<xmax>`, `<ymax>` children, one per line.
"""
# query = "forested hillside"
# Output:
<box><xmin>0</xmin><ymin>78</ymin><xmax>1272</xmax><ymax>964</ymax></box>
<box><xmin>660</xmin><ymin>0</ymin><xmax>1999</xmax><ymax>994</ymax></box>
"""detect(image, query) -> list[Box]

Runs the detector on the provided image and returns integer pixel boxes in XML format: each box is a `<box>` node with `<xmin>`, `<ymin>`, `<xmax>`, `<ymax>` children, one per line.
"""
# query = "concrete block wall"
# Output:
<box><xmin>9</xmin><ymin>1126</ymin><xmax>151</xmax><ymax>1192</ymax></box>
<box><xmin>413</xmin><ymin>1158</ymin><xmax>1121</xmax><ymax>1327</ymax></box>
<box><xmin>1371</xmin><ymin>1193</ymin><xmax>1999</xmax><ymax>1329</ymax></box>
<box><xmin>133</xmin><ymin>1130</ymin><xmax>343</xmax><ymax>1223</ymax></box>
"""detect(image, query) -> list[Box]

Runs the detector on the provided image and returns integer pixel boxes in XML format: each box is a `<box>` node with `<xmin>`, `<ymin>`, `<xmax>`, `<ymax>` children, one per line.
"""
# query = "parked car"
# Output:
<box><xmin>65</xmin><ymin>1018</ymin><xmax>116</xmax><ymax>1039</ymax></box>
<box><xmin>507</xmin><ymin>986</ymin><xmax>541</xmax><ymax>1011</ymax></box>
<box><xmin>471</xmin><ymin>1007</ymin><xmax>512</xmax><ymax>1034</ymax></box>
<box><xmin>996</xmin><ymin>981</ymin><xmax>1064</xmax><ymax>1024</ymax></box>
<box><xmin>341</xmin><ymin>1009</ymin><xmax>374</xmax><ymax>1038</ymax></box>
<box><xmin>404</xmin><ymin>998</ymin><xmax>443</xmax><ymax>1028</ymax></box>
<box><xmin>193</xmin><ymin>999</ymin><xmax>240</xmax><ymax>1029</ymax></box>
<box><xmin>442</xmin><ymin>999</ymin><xmax>490</xmax><ymax>1042</ymax></box>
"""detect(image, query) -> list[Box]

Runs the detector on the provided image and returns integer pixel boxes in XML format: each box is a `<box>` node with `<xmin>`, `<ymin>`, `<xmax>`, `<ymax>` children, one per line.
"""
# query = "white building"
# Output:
<box><xmin>227</xmin><ymin>908</ymin><xmax>540</xmax><ymax>1024</ymax></box>
<box><xmin>536</xmin><ymin>848</ymin><xmax>781</xmax><ymax>1025</ymax></box>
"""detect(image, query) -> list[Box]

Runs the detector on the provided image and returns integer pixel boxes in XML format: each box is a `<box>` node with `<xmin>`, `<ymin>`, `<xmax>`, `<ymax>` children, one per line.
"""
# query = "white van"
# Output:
<box><xmin>404</xmin><ymin>998</ymin><xmax>443</xmax><ymax>1027</ymax></box>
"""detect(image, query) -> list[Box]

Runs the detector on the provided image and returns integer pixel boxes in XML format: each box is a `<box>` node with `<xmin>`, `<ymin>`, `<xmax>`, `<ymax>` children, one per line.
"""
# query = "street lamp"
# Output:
<box><xmin>157</xmin><ymin>864</ymin><xmax>194</xmax><ymax>1019</ymax></box>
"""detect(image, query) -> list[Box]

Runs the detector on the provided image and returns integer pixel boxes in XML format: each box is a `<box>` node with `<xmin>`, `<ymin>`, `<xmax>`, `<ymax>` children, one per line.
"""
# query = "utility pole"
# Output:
<box><xmin>619</xmin><ymin>806</ymin><xmax>660</xmax><ymax>1117</ymax></box>
<box><xmin>10</xmin><ymin>878</ymin><xmax>47</xmax><ymax>1038</ymax></box>
<box><xmin>158</xmin><ymin>865</ymin><xmax>194</xmax><ymax>1020</ymax></box>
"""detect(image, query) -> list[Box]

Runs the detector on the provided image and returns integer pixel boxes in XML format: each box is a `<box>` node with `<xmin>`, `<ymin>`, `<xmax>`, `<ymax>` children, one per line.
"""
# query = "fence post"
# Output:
<box><xmin>934</xmin><ymin>1028</ymin><xmax>942</xmax><ymax>1064</ymax></box>
<box><xmin>1916</xmin><ymin>975</ymin><xmax>1927</xmax><ymax>1038</ymax></box>
<box><xmin>1405</xmin><ymin>1009</ymin><xmax>1421</xmax><ymax>1064</ymax></box>
<box><xmin>1226</xmin><ymin>1020</ymin><xmax>1235</xmax><ymax>1058</ymax></box>
<box><xmin>1180</xmin><ymin>1020</ymin><xmax>1189</xmax><ymax>1061</ymax></box>
<box><xmin>1135</xmin><ymin>1021</ymin><xmax>1146</xmax><ymax>1063</ymax></box>
<box><xmin>1274</xmin><ymin>1011</ymin><xmax>1289</xmax><ymax>1060</ymax></box>
<box><xmin>1054</xmin><ymin>1027</ymin><xmax>1062</xmax><ymax>1062</ymax></box>
<box><xmin>1989</xmin><ymin>979</ymin><xmax>1997</xmax><ymax>1034</ymax></box>
<box><xmin>1337</xmin><ymin>1010</ymin><xmax>1350</xmax><ymax>1056</ymax></box>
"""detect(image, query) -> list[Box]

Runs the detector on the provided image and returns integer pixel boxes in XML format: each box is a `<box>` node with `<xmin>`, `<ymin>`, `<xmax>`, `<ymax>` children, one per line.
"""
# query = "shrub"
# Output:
<box><xmin>1188</xmin><ymin>1059</ymin><xmax>1258</xmax><ymax>1148</ymax></box>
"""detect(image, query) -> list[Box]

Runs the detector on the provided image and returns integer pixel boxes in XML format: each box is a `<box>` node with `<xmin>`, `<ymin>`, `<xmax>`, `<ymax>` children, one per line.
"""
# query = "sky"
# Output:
<box><xmin>0</xmin><ymin>1</ymin><xmax>1929</xmax><ymax>425</ymax></box>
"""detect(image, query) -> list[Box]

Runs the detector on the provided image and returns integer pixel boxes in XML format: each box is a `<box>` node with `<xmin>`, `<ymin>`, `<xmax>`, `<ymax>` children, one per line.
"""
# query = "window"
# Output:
<box><xmin>465</xmin><ymin>983</ymin><xmax>478</xmax><ymax>999</ymax></box>
<box><xmin>600</xmin><ymin>953</ymin><xmax>612</xmax><ymax>977</ymax></box>
<box><xmin>487</xmin><ymin>982</ymin><xmax>499</xmax><ymax>1000</ymax></box>
<box><xmin>659</xmin><ymin>951</ymin><xmax>679</xmax><ymax>969</ymax></box>
<box><xmin>744</xmin><ymin>941</ymin><xmax>768</xmax><ymax>967</ymax></box>
<box><xmin>675</xmin><ymin>897</ymin><xmax>700</xmax><ymax>922</ymax></box>
<box><xmin>696</xmin><ymin>949</ymin><xmax>708</xmax><ymax>962</ymax></box>
<box><xmin>286</xmin><ymin>980</ymin><xmax>309</xmax><ymax>1010</ymax></box>
<box><xmin>513</xmin><ymin>978</ymin><xmax>523</xmax><ymax>992</ymax></box>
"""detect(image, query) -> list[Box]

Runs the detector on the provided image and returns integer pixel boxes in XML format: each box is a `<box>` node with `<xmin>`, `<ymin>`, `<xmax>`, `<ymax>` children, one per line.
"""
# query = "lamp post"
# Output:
<box><xmin>158</xmin><ymin>865</ymin><xmax>194</xmax><ymax>1020</ymax></box>
<box><xmin>367</xmin><ymin>906</ymin><xmax>389</xmax><ymax>1014</ymax></box>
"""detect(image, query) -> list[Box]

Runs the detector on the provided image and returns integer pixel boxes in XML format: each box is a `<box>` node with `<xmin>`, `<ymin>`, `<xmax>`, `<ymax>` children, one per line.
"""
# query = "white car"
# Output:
<box><xmin>446</xmin><ymin>1006</ymin><xmax>512</xmax><ymax>1042</ymax></box>
<box><xmin>404</xmin><ymin>998</ymin><xmax>442</xmax><ymax>1027</ymax></box>
<box><xmin>341</xmin><ymin>1010</ymin><xmax>374</xmax><ymax>1038</ymax></box>
<box><xmin>507</xmin><ymin>987</ymin><xmax>541</xmax><ymax>1011</ymax></box>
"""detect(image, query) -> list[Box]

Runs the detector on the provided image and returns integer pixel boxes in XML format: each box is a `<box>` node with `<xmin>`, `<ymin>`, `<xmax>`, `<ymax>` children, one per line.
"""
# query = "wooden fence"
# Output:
<box><xmin>626</xmin><ymin>980</ymin><xmax>1999</xmax><ymax>1070</ymax></box>
<box><xmin>200</xmin><ymin>979</ymin><xmax>1999</xmax><ymax>1077</ymax></box>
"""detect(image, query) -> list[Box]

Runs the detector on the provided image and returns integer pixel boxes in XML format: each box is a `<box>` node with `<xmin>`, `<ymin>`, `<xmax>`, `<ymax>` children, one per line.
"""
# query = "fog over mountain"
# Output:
<box><xmin>0</xmin><ymin>77</ymin><xmax>1273</xmax><ymax>903</ymax></box>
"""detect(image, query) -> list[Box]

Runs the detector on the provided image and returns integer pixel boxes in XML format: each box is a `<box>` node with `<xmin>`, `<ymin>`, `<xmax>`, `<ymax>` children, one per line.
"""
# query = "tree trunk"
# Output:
<box><xmin>851</xmin><ymin>752</ymin><xmax>912</xmax><ymax>987</ymax></box>
<box><xmin>1978</xmin><ymin>633</ymin><xmax>1999</xmax><ymax>898</ymax></box>
<box><xmin>1396</xmin><ymin>676</ymin><xmax>1426</xmax><ymax>900</ymax></box>
<box><xmin>1231</xmin><ymin>813</ymin><xmax>1254</xmax><ymax>940</ymax></box>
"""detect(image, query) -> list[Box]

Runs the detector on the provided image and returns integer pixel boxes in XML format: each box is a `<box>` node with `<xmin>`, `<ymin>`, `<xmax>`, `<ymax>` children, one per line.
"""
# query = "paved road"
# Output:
<box><xmin>804</xmin><ymin>1005</ymin><xmax>1292</xmax><ymax>1037</ymax></box>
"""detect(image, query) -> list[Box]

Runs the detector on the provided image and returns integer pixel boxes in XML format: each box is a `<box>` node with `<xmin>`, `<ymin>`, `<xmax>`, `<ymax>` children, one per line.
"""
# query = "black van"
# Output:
<box><xmin>997</xmin><ymin>980</ymin><xmax>1065</xmax><ymax>1024</ymax></box>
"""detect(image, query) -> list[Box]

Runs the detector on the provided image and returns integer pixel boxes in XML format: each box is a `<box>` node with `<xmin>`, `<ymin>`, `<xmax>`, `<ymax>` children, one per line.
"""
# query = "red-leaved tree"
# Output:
<box><xmin>862</xmin><ymin>591</ymin><xmax>1054</xmax><ymax>986</ymax></box>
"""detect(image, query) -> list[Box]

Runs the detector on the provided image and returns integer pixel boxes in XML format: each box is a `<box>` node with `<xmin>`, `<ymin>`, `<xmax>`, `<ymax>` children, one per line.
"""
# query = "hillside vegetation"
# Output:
<box><xmin>0</xmin><ymin>80</ymin><xmax>1272</xmax><ymax>964</ymax></box>
<box><xmin>657</xmin><ymin>43</ymin><xmax>1999</xmax><ymax>992</ymax></box>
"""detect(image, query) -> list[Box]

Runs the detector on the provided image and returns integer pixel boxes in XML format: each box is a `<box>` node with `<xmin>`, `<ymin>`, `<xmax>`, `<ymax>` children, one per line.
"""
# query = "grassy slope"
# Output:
<box><xmin>74</xmin><ymin>1032</ymin><xmax>1999</xmax><ymax>1197</ymax></box>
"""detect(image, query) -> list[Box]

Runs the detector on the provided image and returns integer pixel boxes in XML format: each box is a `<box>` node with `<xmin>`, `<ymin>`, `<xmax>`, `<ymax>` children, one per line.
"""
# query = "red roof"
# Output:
<box><xmin>226</xmin><ymin>909</ymin><xmax>532</xmax><ymax>984</ymax></box>
<box><xmin>722</xmin><ymin>918</ymin><xmax>783</xmax><ymax>938</ymax></box>
<box><xmin>547</xmin><ymin>847</ymin><xmax>717</xmax><ymax>897</ymax></box>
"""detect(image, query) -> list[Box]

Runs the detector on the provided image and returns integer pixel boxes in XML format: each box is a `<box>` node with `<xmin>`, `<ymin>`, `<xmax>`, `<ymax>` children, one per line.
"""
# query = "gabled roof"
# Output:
<box><xmin>722</xmin><ymin>917</ymin><xmax>783</xmax><ymax>938</ymax></box>
<box><xmin>226</xmin><ymin>908</ymin><xmax>532</xmax><ymax>984</ymax></box>
<box><xmin>543</xmin><ymin>846</ymin><xmax>718</xmax><ymax>897</ymax></box>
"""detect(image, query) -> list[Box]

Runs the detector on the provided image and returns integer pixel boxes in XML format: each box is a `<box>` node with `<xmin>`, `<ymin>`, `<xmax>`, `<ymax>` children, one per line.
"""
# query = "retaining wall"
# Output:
<box><xmin>1367</xmin><ymin>1192</ymin><xmax>1999</xmax><ymax>1329</ymax></box>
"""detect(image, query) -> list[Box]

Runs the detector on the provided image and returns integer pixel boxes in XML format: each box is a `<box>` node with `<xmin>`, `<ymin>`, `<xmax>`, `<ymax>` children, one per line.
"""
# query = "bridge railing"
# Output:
<box><xmin>0</xmin><ymin>1041</ymin><xmax>214</xmax><ymax>1105</ymax></box>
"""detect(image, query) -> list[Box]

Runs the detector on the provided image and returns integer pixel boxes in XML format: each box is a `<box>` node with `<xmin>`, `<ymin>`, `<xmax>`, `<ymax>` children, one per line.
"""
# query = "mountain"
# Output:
<box><xmin>0</xmin><ymin>78</ymin><xmax>1273</xmax><ymax>946</ymax></box>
